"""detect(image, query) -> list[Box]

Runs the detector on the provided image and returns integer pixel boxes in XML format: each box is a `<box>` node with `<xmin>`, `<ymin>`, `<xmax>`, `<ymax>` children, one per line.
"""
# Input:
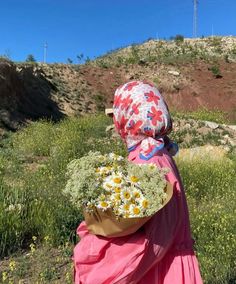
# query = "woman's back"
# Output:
<box><xmin>74</xmin><ymin>147</ymin><xmax>202</xmax><ymax>283</ymax></box>
<box><xmin>73</xmin><ymin>80</ymin><xmax>203</xmax><ymax>283</ymax></box>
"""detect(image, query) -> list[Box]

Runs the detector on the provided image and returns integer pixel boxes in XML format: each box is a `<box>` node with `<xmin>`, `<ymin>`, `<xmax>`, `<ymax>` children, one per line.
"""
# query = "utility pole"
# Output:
<box><xmin>44</xmin><ymin>42</ymin><xmax>48</xmax><ymax>63</ymax></box>
<box><xmin>193</xmin><ymin>0</ymin><xmax>198</xmax><ymax>38</ymax></box>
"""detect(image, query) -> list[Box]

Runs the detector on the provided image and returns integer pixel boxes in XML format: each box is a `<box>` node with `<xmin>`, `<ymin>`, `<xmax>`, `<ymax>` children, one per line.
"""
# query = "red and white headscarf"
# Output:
<box><xmin>113</xmin><ymin>80</ymin><xmax>176</xmax><ymax>160</ymax></box>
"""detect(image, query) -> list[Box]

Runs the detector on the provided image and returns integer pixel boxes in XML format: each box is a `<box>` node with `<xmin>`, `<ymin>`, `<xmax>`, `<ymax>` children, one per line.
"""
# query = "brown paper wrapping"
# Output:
<box><xmin>83</xmin><ymin>182</ymin><xmax>173</xmax><ymax>237</ymax></box>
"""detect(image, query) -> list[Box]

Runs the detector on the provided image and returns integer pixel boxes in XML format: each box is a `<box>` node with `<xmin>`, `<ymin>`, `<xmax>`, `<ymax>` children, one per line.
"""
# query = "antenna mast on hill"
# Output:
<box><xmin>193</xmin><ymin>0</ymin><xmax>198</xmax><ymax>38</ymax></box>
<box><xmin>44</xmin><ymin>42</ymin><xmax>48</xmax><ymax>63</ymax></box>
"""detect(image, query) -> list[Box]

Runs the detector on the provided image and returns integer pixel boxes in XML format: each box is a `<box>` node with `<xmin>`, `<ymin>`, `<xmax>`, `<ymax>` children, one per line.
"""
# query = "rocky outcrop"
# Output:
<box><xmin>171</xmin><ymin>117</ymin><xmax>236</xmax><ymax>149</ymax></box>
<box><xmin>0</xmin><ymin>59</ymin><xmax>64</xmax><ymax>133</ymax></box>
<box><xmin>0</xmin><ymin>59</ymin><xmax>24</xmax><ymax>130</ymax></box>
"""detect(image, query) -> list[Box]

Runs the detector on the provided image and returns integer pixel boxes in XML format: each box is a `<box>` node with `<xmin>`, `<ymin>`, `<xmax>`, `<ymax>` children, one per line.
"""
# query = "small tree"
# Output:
<box><xmin>77</xmin><ymin>53</ymin><xmax>84</xmax><ymax>64</ymax></box>
<box><xmin>26</xmin><ymin>54</ymin><xmax>36</xmax><ymax>62</ymax></box>
<box><xmin>174</xmin><ymin>34</ymin><xmax>184</xmax><ymax>44</ymax></box>
<box><xmin>67</xmin><ymin>58</ymin><xmax>73</xmax><ymax>64</ymax></box>
<box><xmin>85</xmin><ymin>56</ymin><xmax>90</xmax><ymax>64</ymax></box>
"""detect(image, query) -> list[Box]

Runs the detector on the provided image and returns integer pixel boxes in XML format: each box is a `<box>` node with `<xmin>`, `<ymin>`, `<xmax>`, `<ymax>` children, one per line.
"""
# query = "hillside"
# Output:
<box><xmin>1</xmin><ymin>36</ymin><xmax>236</xmax><ymax>135</ymax></box>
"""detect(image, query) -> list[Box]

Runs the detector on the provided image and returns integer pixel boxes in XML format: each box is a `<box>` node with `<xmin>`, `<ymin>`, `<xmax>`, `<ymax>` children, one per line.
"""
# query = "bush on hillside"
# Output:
<box><xmin>174</xmin><ymin>34</ymin><xmax>184</xmax><ymax>44</ymax></box>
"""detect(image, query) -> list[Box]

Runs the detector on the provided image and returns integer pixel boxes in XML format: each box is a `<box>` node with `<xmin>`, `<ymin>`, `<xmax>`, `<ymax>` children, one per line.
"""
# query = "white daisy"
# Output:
<box><xmin>96</xmin><ymin>200</ymin><xmax>111</xmax><ymax>211</ymax></box>
<box><xmin>116</xmin><ymin>155</ymin><xmax>124</xmax><ymax>161</ymax></box>
<box><xmin>109</xmin><ymin>153</ymin><xmax>124</xmax><ymax>161</ymax></box>
<box><xmin>129</xmin><ymin>204</ymin><xmax>142</xmax><ymax>217</ymax></box>
<box><xmin>98</xmin><ymin>166</ymin><xmax>112</xmax><ymax>176</ymax></box>
<box><xmin>110</xmin><ymin>193</ymin><xmax>122</xmax><ymax>205</ymax></box>
<box><xmin>108</xmin><ymin>153</ymin><xmax>116</xmax><ymax>160</ymax></box>
<box><xmin>118</xmin><ymin>202</ymin><xmax>132</xmax><ymax>217</ymax></box>
<box><xmin>102</xmin><ymin>176</ymin><xmax>114</xmax><ymax>191</ymax></box>
<box><xmin>120</xmin><ymin>188</ymin><xmax>132</xmax><ymax>202</ymax></box>
<box><xmin>109</xmin><ymin>172</ymin><xmax>124</xmax><ymax>187</ymax></box>
<box><xmin>127</xmin><ymin>175</ymin><xmax>140</xmax><ymax>185</ymax></box>
<box><xmin>139</xmin><ymin>198</ymin><xmax>149</xmax><ymax>210</ymax></box>
<box><xmin>132</xmin><ymin>188</ymin><xmax>143</xmax><ymax>201</ymax></box>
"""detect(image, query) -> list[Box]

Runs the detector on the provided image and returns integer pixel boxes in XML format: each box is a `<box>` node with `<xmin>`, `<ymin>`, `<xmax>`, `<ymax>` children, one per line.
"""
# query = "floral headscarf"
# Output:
<box><xmin>113</xmin><ymin>80</ymin><xmax>177</xmax><ymax>160</ymax></box>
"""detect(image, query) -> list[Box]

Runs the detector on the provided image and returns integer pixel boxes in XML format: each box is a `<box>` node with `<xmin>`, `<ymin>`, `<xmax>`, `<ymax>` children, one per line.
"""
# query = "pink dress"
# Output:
<box><xmin>73</xmin><ymin>147</ymin><xmax>203</xmax><ymax>284</ymax></box>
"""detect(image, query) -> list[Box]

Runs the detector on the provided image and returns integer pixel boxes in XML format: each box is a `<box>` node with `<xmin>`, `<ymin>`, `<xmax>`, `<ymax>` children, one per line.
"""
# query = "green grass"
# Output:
<box><xmin>0</xmin><ymin>115</ymin><xmax>117</xmax><ymax>256</ymax></box>
<box><xmin>0</xmin><ymin>241</ymin><xmax>73</xmax><ymax>283</ymax></box>
<box><xmin>0</xmin><ymin>114</ymin><xmax>235</xmax><ymax>283</ymax></box>
<box><xmin>177</xmin><ymin>158</ymin><xmax>236</xmax><ymax>283</ymax></box>
<box><xmin>172</xmin><ymin>109</ymin><xmax>229</xmax><ymax>124</ymax></box>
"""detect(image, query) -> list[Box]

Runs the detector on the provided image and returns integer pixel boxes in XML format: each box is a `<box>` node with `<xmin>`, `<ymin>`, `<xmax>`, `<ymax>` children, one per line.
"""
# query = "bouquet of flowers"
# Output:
<box><xmin>64</xmin><ymin>151</ymin><xmax>173</xmax><ymax>237</ymax></box>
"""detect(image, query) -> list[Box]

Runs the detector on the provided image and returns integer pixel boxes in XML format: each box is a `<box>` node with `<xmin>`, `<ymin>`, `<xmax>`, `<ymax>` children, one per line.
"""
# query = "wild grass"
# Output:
<box><xmin>0</xmin><ymin>240</ymin><xmax>73</xmax><ymax>283</ymax></box>
<box><xmin>177</xmin><ymin>158</ymin><xmax>236</xmax><ymax>284</ymax></box>
<box><xmin>172</xmin><ymin>108</ymin><xmax>229</xmax><ymax>124</ymax></box>
<box><xmin>0</xmin><ymin>115</ymin><xmax>117</xmax><ymax>256</ymax></box>
<box><xmin>0</xmin><ymin>114</ymin><xmax>235</xmax><ymax>283</ymax></box>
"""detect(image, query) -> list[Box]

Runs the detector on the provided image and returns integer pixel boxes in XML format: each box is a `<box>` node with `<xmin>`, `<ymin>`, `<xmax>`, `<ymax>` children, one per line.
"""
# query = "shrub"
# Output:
<box><xmin>94</xmin><ymin>93</ymin><xmax>106</xmax><ymax>111</ymax></box>
<box><xmin>13</xmin><ymin>120</ymin><xmax>55</xmax><ymax>157</ymax></box>
<box><xmin>130</xmin><ymin>45</ymin><xmax>140</xmax><ymax>62</ymax></box>
<box><xmin>209</xmin><ymin>65</ymin><xmax>222</xmax><ymax>78</ymax></box>
<box><xmin>207</xmin><ymin>37</ymin><xmax>222</xmax><ymax>48</ymax></box>
<box><xmin>174</xmin><ymin>34</ymin><xmax>184</xmax><ymax>44</ymax></box>
<box><xmin>26</xmin><ymin>54</ymin><xmax>36</xmax><ymax>63</ymax></box>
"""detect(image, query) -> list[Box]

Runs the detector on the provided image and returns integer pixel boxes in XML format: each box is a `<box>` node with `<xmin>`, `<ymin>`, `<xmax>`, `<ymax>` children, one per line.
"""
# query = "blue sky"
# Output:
<box><xmin>0</xmin><ymin>0</ymin><xmax>235</xmax><ymax>63</ymax></box>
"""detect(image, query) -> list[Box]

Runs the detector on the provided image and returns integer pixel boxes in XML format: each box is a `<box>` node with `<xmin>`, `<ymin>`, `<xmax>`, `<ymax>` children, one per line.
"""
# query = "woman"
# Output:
<box><xmin>73</xmin><ymin>81</ymin><xmax>203</xmax><ymax>284</ymax></box>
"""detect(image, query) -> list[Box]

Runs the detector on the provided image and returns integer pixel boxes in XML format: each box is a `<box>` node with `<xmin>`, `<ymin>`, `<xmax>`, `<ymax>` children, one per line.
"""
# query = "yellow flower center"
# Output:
<box><xmin>134</xmin><ymin>192</ymin><xmax>141</xmax><ymax>198</ymax></box>
<box><xmin>100</xmin><ymin>201</ymin><xmax>108</xmax><ymax>208</ymax></box>
<box><xmin>130</xmin><ymin>176</ymin><xmax>139</xmax><ymax>183</ymax></box>
<box><xmin>133</xmin><ymin>207</ymin><xmax>141</xmax><ymax>215</ymax></box>
<box><xmin>114</xmin><ymin>194</ymin><xmax>121</xmax><ymax>200</ymax></box>
<box><xmin>142</xmin><ymin>200</ymin><xmax>149</xmax><ymax>209</ymax></box>
<box><xmin>113</xmin><ymin>177</ymin><xmax>122</xmax><ymax>184</ymax></box>
<box><xmin>123</xmin><ymin>203</ymin><xmax>130</xmax><ymax>211</ymax></box>
<box><xmin>114</xmin><ymin>187</ymin><xmax>121</xmax><ymax>193</ymax></box>
<box><xmin>124</xmin><ymin>192</ymin><xmax>131</xmax><ymax>199</ymax></box>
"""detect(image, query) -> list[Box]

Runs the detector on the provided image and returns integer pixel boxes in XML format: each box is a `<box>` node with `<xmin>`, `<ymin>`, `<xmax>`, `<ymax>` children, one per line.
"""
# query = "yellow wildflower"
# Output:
<box><xmin>30</xmin><ymin>243</ymin><xmax>36</xmax><ymax>253</ymax></box>
<box><xmin>9</xmin><ymin>260</ymin><xmax>16</xmax><ymax>271</ymax></box>
<box><xmin>32</xmin><ymin>236</ymin><xmax>37</xmax><ymax>242</ymax></box>
<box><xmin>2</xmin><ymin>271</ymin><xmax>7</xmax><ymax>282</ymax></box>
